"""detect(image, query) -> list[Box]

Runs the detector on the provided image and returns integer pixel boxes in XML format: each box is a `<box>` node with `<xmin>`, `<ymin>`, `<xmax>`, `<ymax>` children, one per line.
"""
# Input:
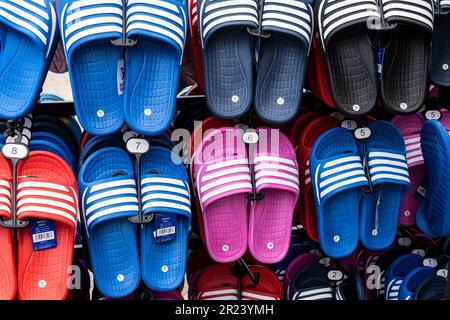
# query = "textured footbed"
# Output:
<box><xmin>0</xmin><ymin>157</ymin><xmax>15</xmax><ymax>300</ymax></box>
<box><xmin>17</xmin><ymin>153</ymin><xmax>76</xmax><ymax>300</ymax></box>
<box><xmin>381</xmin><ymin>27</ymin><xmax>429</xmax><ymax>114</ymax></box>
<box><xmin>0</xmin><ymin>28</ymin><xmax>45</xmax><ymax>118</ymax></box>
<box><xmin>70</xmin><ymin>40</ymin><xmax>124</xmax><ymax>135</ymax></box>
<box><xmin>360</xmin><ymin>122</ymin><xmax>407</xmax><ymax>251</ymax></box>
<box><xmin>314</xmin><ymin>130</ymin><xmax>360</xmax><ymax>258</ymax></box>
<box><xmin>203</xmin><ymin>27</ymin><xmax>253</xmax><ymax>118</ymax></box>
<box><xmin>140</xmin><ymin>148</ymin><xmax>189</xmax><ymax>291</ymax></box>
<box><xmin>255</xmin><ymin>34</ymin><xmax>307</xmax><ymax>124</ymax></box>
<box><xmin>81</xmin><ymin>149</ymin><xmax>140</xmax><ymax>298</ymax></box>
<box><xmin>326</xmin><ymin>27</ymin><xmax>377</xmax><ymax>116</ymax></box>
<box><xmin>430</xmin><ymin>15</ymin><xmax>450</xmax><ymax>87</ymax></box>
<box><xmin>125</xmin><ymin>38</ymin><xmax>179</xmax><ymax>135</ymax></box>
<box><xmin>413</xmin><ymin>276</ymin><xmax>446</xmax><ymax>300</ymax></box>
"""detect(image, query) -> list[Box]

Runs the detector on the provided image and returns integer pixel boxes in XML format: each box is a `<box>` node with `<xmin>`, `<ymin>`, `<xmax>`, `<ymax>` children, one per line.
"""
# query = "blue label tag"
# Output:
<box><xmin>30</xmin><ymin>219</ymin><xmax>57</xmax><ymax>251</ymax></box>
<box><xmin>153</xmin><ymin>214</ymin><xmax>176</xmax><ymax>243</ymax></box>
<box><xmin>377</xmin><ymin>48</ymin><xmax>385</xmax><ymax>81</ymax></box>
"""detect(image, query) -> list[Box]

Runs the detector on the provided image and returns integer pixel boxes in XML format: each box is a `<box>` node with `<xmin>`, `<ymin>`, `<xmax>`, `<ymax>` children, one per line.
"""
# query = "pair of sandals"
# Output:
<box><xmin>318</xmin><ymin>0</ymin><xmax>434</xmax><ymax>115</ymax></box>
<box><xmin>193</xmin><ymin>127</ymin><xmax>299</xmax><ymax>264</ymax></box>
<box><xmin>58</xmin><ymin>0</ymin><xmax>187</xmax><ymax>136</ymax></box>
<box><xmin>310</xmin><ymin>121</ymin><xmax>410</xmax><ymax>258</ymax></box>
<box><xmin>194</xmin><ymin>0</ymin><xmax>313</xmax><ymax>124</ymax></box>
<box><xmin>78</xmin><ymin>134</ymin><xmax>191</xmax><ymax>297</ymax></box>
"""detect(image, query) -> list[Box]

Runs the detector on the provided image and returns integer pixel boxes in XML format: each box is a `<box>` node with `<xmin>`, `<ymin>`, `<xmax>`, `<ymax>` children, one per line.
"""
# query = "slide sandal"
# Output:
<box><xmin>58</xmin><ymin>0</ymin><xmax>124</xmax><ymax>135</ymax></box>
<box><xmin>78</xmin><ymin>147</ymin><xmax>140</xmax><ymax>298</ymax></box>
<box><xmin>430</xmin><ymin>2</ymin><xmax>450</xmax><ymax>87</ymax></box>
<box><xmin>139</xmin><ymin>147</ymin><xmax>191</xmax><ymax>291</ymax></box>
<box><xmin>417</xmin><ymin>120</ymin><xmax>450</xmax><ymax>237</ymax></box>
<box><xmin>398</xmin><ymin>266</ymin><xmax>435</xmax><ymax>300</ymax></box>
<box><xmin>198</xmin><ymin>0</ymin><xmax>258</xmax><ymax>119</ymax></box>
<box><xmin>193</xmin><ymin>128</ymin><xmax>251</xmax><ymax>262</ymax></box>
<box><xmin>0</xmin><ymin>156</ymin><xmax>15</xmax><ymax>300</ymax></box>
<box><xmin>16</xmin><ymin>152</ymin><xmax>78</xmax><ymax>300</ymax></box>
<box><xmin>379</xmin><ymin>0</ymin><xmax>434</xmax><ymax>114</ymax></box>
<box><xmin>29</xmin><ymin>140</ymin><xmax>75</xmax><ymax>172</ymax></box>
<box><xmin>0</xmin><ymin>0</ymin><xmax>58</xmax><ymax>119</ymax></box>
<box><xmin>317</xmin><ymin>0</ymin><xmax>379</xmax><ymax>116</ymax></box>
<box><xmin>124</xmin><ymin>0</ymin><xmax>187</xmax><ymax>135</ymax></box>
<box><xmin>254</xmin><ymin>0</ymin><xmax>313</xmax><ymax>124</ymax></box>
<box><xmin>248</xmin><ymin>129</ymin><xmax>299</xmax><ymax>263</ymax></box>
<box><xmin>385</xmin><ymin>253</ymin><xmax>424</xmax><ymax>300</ymax></box>
<box><xmin>271</xmin><ymin>241</ymin><xmax>313</xmax><ymax>284</ymax></box>
<box><xmin>412</xmin><ymin>276</ymin><xmax>447</xmax><ymax>300</ymax></box>
<box><xmin>310</xmin><ymin>128</ymin><xmax>368</xmax><ymax>258</ymax></box>
<box><xmin>188</xmin><ymin>0</ymin><xmax>204</xmax><ymax>91</ymax></box>
<box><xmin>299</xmin><ymin>115</ymin><xmax>339</xmax><ymax>241</ymax></box>
<box><xmin>288</xmin><ymin>111</ymin><xmax>316</xmax><ymax>149</ymax></box>
<box><xmin>193</xmin><ymin>264</ymin><xmax>239</xmax><ymax>300</ymax></box>
<box><xmin>360</xmin><ymin>121</ymin><xmax>410</xmax><ymax>251</ymax></box>
<box><xmin>289</xmin><ymin>263</ymin><xmax>333</xmax><ymax>300</ymax></box>
<box><xmin>391</xmin><ymin>114</ymin><xmax>426</xmax><ymax>226</ymax></box>
<box><xmin>241</xmin><ymin>266</ymin><xmax>283</xmax><ymax>300</ymax></box>
<box><xmin>285</xmin><ymin>253</ymin><xmax>319</xmax><ymax>296</ymax></box>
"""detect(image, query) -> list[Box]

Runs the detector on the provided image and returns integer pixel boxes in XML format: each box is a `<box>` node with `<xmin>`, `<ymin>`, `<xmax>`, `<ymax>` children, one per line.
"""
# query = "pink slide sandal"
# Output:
<box><xmin>193</xmin><ymin>128</ymin><xmax>251</xmax><ymax>262</ymax></box>
<box><xmin>248</xmin><ymin>129</ymin><xmax>300</xmax><ymax>264</ymax></box>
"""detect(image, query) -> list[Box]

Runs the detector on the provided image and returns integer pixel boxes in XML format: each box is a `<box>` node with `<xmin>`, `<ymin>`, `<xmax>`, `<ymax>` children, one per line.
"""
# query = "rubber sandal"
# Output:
<box><xmin>412</xmin><ymin>276</ymin><xmax>447</xmax><ymax>300</ymax></box>
<box><xmin>271</xmin><ymin>241</ymin><xmax>313</xmax><ymax>284</ymax></box>
<box><xmin>198</xmin><ymin>0</ymin><xmax>258</xmax><ymax>118</ymax></box>
<box><xmin>391</xmin><ymin>114</ymin><xmax>426</xmax><ymax>226</ymax></box>
<box><xmin>192</xmin><ymin>264</ymin><xmax>239</xmax><ymax>300</ymax></box>
<box><xmin>398</xmin><ymin>266</ymin><xmax>435</xmax><ymax>300</ymax></box>
<box><xmin>360</xmin><ymin>121</ymin><xmax>410</xmax><ymax>251</ymax></box>
<box><xmin>254</xmin><ymin>0</ymin><xmax>313</xmax><ymax>124</ymax></box>
<box><xmin>30</xmin><ymin>132</ymin><xmax>76</xmax><ymax>171</ymax></box>
<box><xmin>285</xmin><ymin>252</ymin><xmax>319</xmax><ymax>296</ymax></box>
<box><xmin>248</xmin><ymin>129</ymin><xmax>299</xmax><ymax>264</ymax></box>
<box><xmin>317</xmin><ymin>0</ymin><xmax>380</xmax><ymax>115</ymax></box>
<box><xmin>289</xmin><ymin>263</ymin><xmax>333</xmax><ymax>300</ymax></box>
<box><xmin>124</xmin><ymin>0</ymin><xmax>187</xmax><ymax>135</ymax></box>
<box><xmin>188</xmin><ymin>0</ymin><xmax>204</xmax><ymax>91</ymax></box>
<box><xmin>58</xmin><ymin>0</ymin><xmax>124</xmax><ymax>135</ymax></box>
<box><xmin>288</xmin><ymin>111</ymin><xmax>317</xmax><ymax>150</ymax></box>
<box><xmin>0</xmin><ymin>156</ymin><xmax>15</xmax><ymax>300</ymax></box>
<box><xmin>139</xmin><ymin>147</ymin><xmax>191</xmax><ymax>291</ymax></box>
<box><xmin>385</xmin><ymin>253</ymin><xmax>424</xmax><ymax>300</ymax></box>
<box><xmin>16</xmin><ymin>151</ymin><xmax>78</xmax><ymax>300</ymax></box>
<box><xmin>430</xmin><ymin>2</ymin><xmax>450</xmax><ymax>87</ymax></box>
<box><xmin>0</xmin><ymin>0</ymin><xmax>58</xmax><ymax>119</ymax></box>
<box><xmin>193</xmin><ymin>128</ymin><xmax>251</xmax><ymax>262</ymax></box>
<box><xmin>379</xmin><ymin>0</ymin><xmax>434</xmax><ymax>114</ymax></box>
<box><xmin>310</xmin><ymin>127</ymin><xmax>368</xmax><ymax>258</ymax></box>
<box><xmin>241</xmin><ymin>266</ymin><xmax>282</xmax><ymax>300</ymax></box>
<box><xmin>298</xmin><ymin>115</ymin><xmax>339</xmax><ymax>241</ymax></box>
<box><xmin>335</xmin><ymin>266</ymin><xmax>366</xmax><ymax>300</ymax></box>
<box><xmin>78</xmin><ymin>147</ymin><xmax>140</xmax><ymax>298</ymax></box>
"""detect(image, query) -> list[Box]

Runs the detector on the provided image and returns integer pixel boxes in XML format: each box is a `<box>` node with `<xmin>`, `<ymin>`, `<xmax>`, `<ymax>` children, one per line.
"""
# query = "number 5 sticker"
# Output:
<box><xmin>354</xmin><ymin>127</ymin><xmax>372</xmax><ymax>140</ymax></box>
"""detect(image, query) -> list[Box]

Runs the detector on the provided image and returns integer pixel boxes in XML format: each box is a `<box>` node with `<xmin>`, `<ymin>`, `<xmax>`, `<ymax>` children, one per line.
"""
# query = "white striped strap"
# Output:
<box><xmin>82</xmin><ymin>176</ymin><xmax>139</xmax><ymax>232</ymax></box>
<box><xmin>292</xmin><ymin>285</ymin><xmax>334</xmax><ymax>300</ymax></box>
<box><xmin>318</xmin><ymin>0</ymin><xmax>381</xmax><ymax>50</ymax></box>
<box><xmin>367</xmin><ymin>150</ymin><xmax>411</xmax><ymax>187</ymax></box>
<box><xmin>0</xmin><ymin>0</ymin><xmax>56</xmax><ymax>56</ymax></box>
<box><xmin>60</xmin><ymin>0</ymin><xmax>123</xmax><ymax>59</ymax></box>
<box><xmin>386</xmin><ymin>278</ymin><xmax>403</xmax><ymax>300</ymax></box>
<box><xmin>382</xmin><ymin>0</ymin><xmax>434</xmax><ymax>32</ymax></box>
<box><xmin>199</xmin><ymin>0</ymin><xmax>258</xmax><ymax>48</ymax></box>
<box><xmin>404</xmin><ymin>134</ymin><xmax>424</xmax><ymax>167</ymax></box>
<box><xmin>141</xmin><ymin>175</ymin><xmax>191</xmax><ymax>217</ymax></box>
<box><xmin>189</xmin><ymin>0</ymin><xmax>199</xmax><ymax>30</ymax></box>
<box><xmin>441</xmin><ymin>0</ymin><xmax>450</xmax><ymax>11</ymax></box>
<box><xmin>126</xmin><ymin>0</ymin><xmax>187</xmax><ymax>58</ymax></box>
<box><xmin>16</xmin><ymin>179</ymin><xmax>78</xmax><ymax>228</ymax></box>
<box><xmin>0</xmin><ymin>179</ymin><xmax>11</xmax><ymax>219</ymax></box>
<box><xmin>241</xmin><ymin>289</ymin><xmax>280</xmax><ymax>300</ymax></box>
<box><xmin>314</xmin><ymin>154</ymin><xmax>368</xmax><ymax>205</ymax></box>
<box><xmin>261</xmin><ymin>0</ymin><xmax>313</xmax><ymax>46</ymax></box>
<box><xmin>254</xmin><ymin>155</ymin><xmax>300</xmax><ymax>194</ymax></box>
<box><xmin>198</xmin><ymin>287</ymin><xmax>239</xmax><ymax>300</ymax></box>
<box><xmin>196</xmin><ymin>157</ymin><xmax>252</xmax><ymax>209</ymax></box>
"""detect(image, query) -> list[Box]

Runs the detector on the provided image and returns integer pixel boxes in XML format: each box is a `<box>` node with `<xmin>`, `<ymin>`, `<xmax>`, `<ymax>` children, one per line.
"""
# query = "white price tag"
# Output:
<box><xmin>425</xmin><ymin>110</ymin><xmax>442</xmax><ymax>121</ymax></box>
<box><xmin>243</xmin><ymin>131</ymin><xmax>259</xmax><ymax>144</ymax></box>
<box><xmin>398</xmin><ymin>237</ymin><xmax>412</xmax><ymax>247</ymax></box>
<box><xmin>423</xmin><ymin>258</ymin><xmax>438</xmax><ymax>268</ymax></box>
<box><xmin>412</xmin><ymin>249</ymin><xmax>426</xmax><ymax>257</ymax></box>
<box><xmin>2</xmin><ymin>143</ymin><xmax>29</xmax><ymax>160</ymax></box>
<box><xmin>354</xmin><ymin>127</ymin><xmax>372</xmax><ymax>140</ymax></box>
<box><xmin>437</xmin><ymin>269</ymin><xmax>448</xmax><ymax>278</ymax></box>
<box><xmin>126</xmin><ymin>138</ymin><xmax>150</xmax><ymax>154</ymax></box>
<box><xmin>327</xmin><ymin>270</ymin><xmax>344</xmax><ymax>281</ymax></box>
<box><xmin>342</xmin><ymin>120</ymin><xmax>357</xmax><ymax>131</ymax></box>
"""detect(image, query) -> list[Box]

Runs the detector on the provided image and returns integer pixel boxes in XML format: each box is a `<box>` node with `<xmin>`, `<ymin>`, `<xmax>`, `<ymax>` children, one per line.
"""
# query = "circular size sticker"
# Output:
<box><xmin>354</xmin><ymin>127</ymin><xmax>372</xmax><ymax>140</ymax></box>
<box><xmin>126</xmin><ymin>138</ymin><xmax>150</xmax><ymax>154</ymax></box>
<box><xmin>2</xmin><ymin>143</ymin><xmax>29</xmax><ymax>160</ymax></box>
<box><xmin>342</xmin><ymin>120</ymin><xmax>357</xmax><ymax>131</ymax></box>
<box><xmin>327</xmin><ymin>270</ymin><xmax>344</xmax><ymax>281</ymax></box>
<box><xmin>398</xmin><ymin>237</ymin><xmax>413</xmax><ymax>247</ymax></box>
<box><xmin>242</xmin><ymin>131</ymin><xmax>259</xmax><ymax>144</ymax></box>
<box><xmin>423</xmin><ymin>258</ymin><xmax>438</xmax><ymax>268</ymax></box>
<box><xmin>425</xmin><ymin>110</ymin><xmax>442</xmax><ymax>121</ymax></box>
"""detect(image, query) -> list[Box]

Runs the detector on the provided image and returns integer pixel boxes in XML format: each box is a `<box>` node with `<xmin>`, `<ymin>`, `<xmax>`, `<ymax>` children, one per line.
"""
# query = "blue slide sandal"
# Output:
<box><xmin>58</xmin><ymin>0</ymin><xmax>124</xmax><ymax>135</ymax></box>
<box><xmin>399</xmin><ymin>266</ymin><xmax>435</xmax><ymax>300</ymax></box>
<box><xmin>310</xmin><ymin>128</ymin><xmax>368</xmax><ymax>258</ymax></box>
<box><xmin>198</xmin><ymin>0</ymin><xmax>258</xmax><ymax>119</ymax></box>
<box><xmin>417</xmin><ymin>120</ymin><xmax>450</xmax><ymax>237</ymax></box>
<box><xmin>360</xmin><ymin>121</ymin><xmax>410</xmax><ymax>251</ymax></box>
<box><xmin>31</xmin><ymin>132</ymin><xmax>76</xmax><ymax>169</ymax></box>
<box><xmin>124</xmin><ymin>0</ymin><xmax>187</xmax><ymax>135</ymax></box>
<box><xmin>0</xmin><ymin>0</ymin><xmax>58</xmax><ymax>118</ymax></box>
<box><xmin>254</xmin><ymin>0</ymin><xmax>313</xmax><ymax>124</ymax></box>
<box><xmin>139</xmin><ymin>146</ymin><xmax>191</xmax><ymax>291</ymax></box>
<box><xmin>385</xmin><ymin>254</ymin><xmax>423</xmax><ymax>300</ymax></box>
<box><xmin>78</xmin><ymin>147</ymin><xmax>140</xmax><ymax>298</ymax></box>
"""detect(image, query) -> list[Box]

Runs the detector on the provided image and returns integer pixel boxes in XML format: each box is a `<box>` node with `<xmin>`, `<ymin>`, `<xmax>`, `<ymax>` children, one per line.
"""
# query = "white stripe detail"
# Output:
<box><xmin>86</xmin><ymin>188</ymin><xmax>137</xmax><ymax>204</ymax></box>
<box><xmin>201</xmin><ymin>183</ymin><xmax>252</xmax><ymax>204</ymax></box>
<box><xmin>142</xmin><ymin>193</ymin><xmax>191</xmax><ymax>206</ymax></box>
<box><xmin>18</xmin><ymin>206</ymin><xmax>76</xmax><ymax>226</ymax></box>
<box><xmin>142</xmin><ymin>201</ymin><xmax>191</xmax><ymax>213</ymax></box>
<box><xmin>320</xmin><ymin>177</ymin><xmax>368</xmax><ymax>199</ymax></box>
<box><xmin>86</xmin><ymin>197</ymin><xmax>138</xmax><ymax>216</ymax></box>
<box><xmin>18</xmin><ymin>181</ymin><xmax>68</xmax><ymax>192</ymax></box>
<box><xmin>87</xmin><ymin>205</ymin><xmax>139</xmax><ymax>227</ymax></box>
<box><xmin>17</xmin><ymin>198</ymin><xmax>77</xmax><ymax>214</ymax></box>
<box><xmin>17</xmin><ymin>190</ymin><xmax>75</xmax><ymax>203</ymax></box>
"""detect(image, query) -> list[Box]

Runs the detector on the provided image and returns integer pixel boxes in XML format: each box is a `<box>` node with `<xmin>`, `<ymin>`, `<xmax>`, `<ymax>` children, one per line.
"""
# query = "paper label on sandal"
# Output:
<box><xmin>30</xmin><ymin>219</ymin><xmax>57</xmax><ymax>251</ymax></box>
<box><xmin>153</xmin><ymin>214</ymin><xmax>176</xmax><ymax>243</ymax></box>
